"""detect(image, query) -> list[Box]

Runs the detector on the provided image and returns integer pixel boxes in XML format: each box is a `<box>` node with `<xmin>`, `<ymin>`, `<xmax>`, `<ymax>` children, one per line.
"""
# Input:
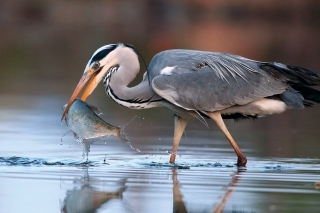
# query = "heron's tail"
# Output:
<box><xmin>259</xmin><ymin>62</ymin><xmax>320</xmax><ymax>107</ymax></box>
<box><xmin>291</xmin><ymin>84</ymin><xmax>320</xmax><ymax>106</ymax></box>
<box><xmin>259</xmin><ymin>62</ymin><xmax>320</xmax><ymax>86</ymax></box>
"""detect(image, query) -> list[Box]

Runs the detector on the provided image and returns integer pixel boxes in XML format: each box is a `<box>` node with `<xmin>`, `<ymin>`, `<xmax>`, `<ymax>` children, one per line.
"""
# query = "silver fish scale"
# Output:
<box><xmin>63</xmin><ymin>99</ymin><xmax>122</xmax><ymax>141</ymax></box>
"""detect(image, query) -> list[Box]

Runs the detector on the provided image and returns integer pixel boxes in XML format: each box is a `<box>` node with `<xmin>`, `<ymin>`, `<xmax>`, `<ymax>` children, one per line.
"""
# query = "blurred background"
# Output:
<box><xmin>1</xmin><ymin>0</ymin><xmax>320</xmax><ymax>158</ymax></box>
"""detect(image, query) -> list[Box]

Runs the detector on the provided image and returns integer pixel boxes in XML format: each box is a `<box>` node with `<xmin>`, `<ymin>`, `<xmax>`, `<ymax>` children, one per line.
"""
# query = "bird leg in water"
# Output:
<box><xmin>208</xmin><ymin>112</ymin><xmax>247</xmax><ymax>166</ymax></box>
<box><xmin>169</xmin><ymin>116</ymin><xmax>188</xmax><ymax>163</ymax></box>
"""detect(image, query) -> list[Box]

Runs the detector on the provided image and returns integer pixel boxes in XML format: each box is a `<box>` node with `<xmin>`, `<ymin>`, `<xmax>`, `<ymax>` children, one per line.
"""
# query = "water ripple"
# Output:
<box><xmin>1</xmin><ymin>156</ymin><xmax>319</xmax><ymax>171</ymax></box>
<box><xmin>0</xmin><ymin>156</ymin><xmax>96</xmax><ymax>167</ymax></box>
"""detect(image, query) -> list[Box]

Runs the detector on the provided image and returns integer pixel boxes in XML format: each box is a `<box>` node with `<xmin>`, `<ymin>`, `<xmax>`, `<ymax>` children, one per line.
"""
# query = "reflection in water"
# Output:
<box><xmin>1</xmin><ymin>158</ymin><xmax>319</xmax><ymax>213</ymax></box>
<box><xmin>316</xmin><ymin>182</ymin><xmax>320</xmax><ymax>190</ymax></box>
<box><xmin>212</xmin><ymin>170</ymin><xmax>243</xmax><ymax>213</ymax></box>
<box><xmin>61</xmin><ymin>167</ymin><xmax>245</xmax><ymax>213</ymax></box>
<box><xmin>171</xmin><ymin>169</ymin><xmax>244</xmax><ymax>213</ymax></box>
<box><xmin>172</xmin><ymin>169</ymin><xmax>188</xmax><ymax>213</ymax></box>
<box><xmin>61</xmin><ymin>168</ymin><xmax>127</xmax><ymax>213</ymax></box>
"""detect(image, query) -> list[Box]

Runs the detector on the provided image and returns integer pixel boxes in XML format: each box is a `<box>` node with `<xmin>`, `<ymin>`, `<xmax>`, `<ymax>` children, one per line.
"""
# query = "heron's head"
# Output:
<box><xmin>61</xmin><ymin>43</ymin><xmax>137</xmax><ymax>120</ymax></box>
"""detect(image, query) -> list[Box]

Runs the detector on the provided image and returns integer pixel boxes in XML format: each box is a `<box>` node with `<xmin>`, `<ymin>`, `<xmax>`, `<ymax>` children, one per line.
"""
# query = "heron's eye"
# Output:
<box><xmin>92</xmin><ymin>61</ymin><xmax>100</xmax><ymax>70</ymax></box>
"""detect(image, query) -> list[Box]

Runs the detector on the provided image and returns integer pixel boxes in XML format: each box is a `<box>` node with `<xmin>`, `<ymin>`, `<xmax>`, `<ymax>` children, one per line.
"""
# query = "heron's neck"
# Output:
<box><xmin>104</xmin><ymin>65</ymin><xmax>161</xmax><ymax>109</ymax></box>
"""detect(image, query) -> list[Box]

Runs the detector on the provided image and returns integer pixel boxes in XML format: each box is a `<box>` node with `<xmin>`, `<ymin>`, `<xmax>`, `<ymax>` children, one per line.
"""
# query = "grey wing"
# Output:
<box><xmin>151</xmin><ymin>52</ymin><xmax>287</xmax><ymax>112</ymax></box>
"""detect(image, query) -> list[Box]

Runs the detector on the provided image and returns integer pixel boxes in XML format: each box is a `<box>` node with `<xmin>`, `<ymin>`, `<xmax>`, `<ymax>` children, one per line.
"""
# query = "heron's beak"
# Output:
<box><xmin>61</xmin><ymin>69</ymin><xmax>99</xmax><ymax>120</ymax></box>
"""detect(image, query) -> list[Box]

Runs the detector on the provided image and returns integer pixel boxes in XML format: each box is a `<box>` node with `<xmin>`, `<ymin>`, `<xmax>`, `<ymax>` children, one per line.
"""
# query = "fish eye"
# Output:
<box><xmin>92</xmin><ymin>61</ymin><xmax>100</xmax><ymax>70</ymax></box>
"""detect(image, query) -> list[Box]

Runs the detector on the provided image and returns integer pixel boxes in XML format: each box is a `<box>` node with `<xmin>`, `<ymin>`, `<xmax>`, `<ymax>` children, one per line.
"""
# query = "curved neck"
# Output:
<box><xmin>105</xmin><ymin>63</ymin><xmax>161</xmax><ymax>109</ymax></box>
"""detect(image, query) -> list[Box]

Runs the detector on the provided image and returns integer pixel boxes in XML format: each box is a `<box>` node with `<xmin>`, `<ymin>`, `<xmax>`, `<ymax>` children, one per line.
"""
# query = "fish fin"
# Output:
<box><xmin>87</xmin><ymin>103</ymin><xmax>102</xmax><ymax>115</ymax></box>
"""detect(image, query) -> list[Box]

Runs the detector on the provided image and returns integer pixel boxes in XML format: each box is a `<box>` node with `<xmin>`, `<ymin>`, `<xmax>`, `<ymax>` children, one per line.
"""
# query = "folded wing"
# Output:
<box><xmin>151</xmin><ymin>52</ymin><xmax>287</xmax><ymax>112</ymax></box>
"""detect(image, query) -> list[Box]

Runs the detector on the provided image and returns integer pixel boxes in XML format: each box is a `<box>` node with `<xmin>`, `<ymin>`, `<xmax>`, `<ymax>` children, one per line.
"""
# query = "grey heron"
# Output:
<box><xmin>62</xmin><ymin>43</ymin><xmax>320</xmax><ymax>166</ymax></box>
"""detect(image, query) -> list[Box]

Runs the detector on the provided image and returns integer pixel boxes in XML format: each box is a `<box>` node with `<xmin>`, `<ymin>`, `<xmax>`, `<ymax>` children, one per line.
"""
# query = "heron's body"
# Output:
<box><xmin>62</xmin><ymin>43</ymin><xmax>320</xmax><ymax>166</ymax></box>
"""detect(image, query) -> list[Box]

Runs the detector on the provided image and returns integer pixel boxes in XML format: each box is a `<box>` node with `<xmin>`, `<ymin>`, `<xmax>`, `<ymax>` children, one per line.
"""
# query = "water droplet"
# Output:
<box><xmin>142</xmin><ymin>117</ymin><xmax>145</xmax><ymax>120</ymax></box>
<box><xmin>104</xmin><ymin>141</ymin><xmax>107</xmax><ymax>144</ymax></box>
<box><xmin>159</xmin><ymin>138</ymin><xmax>161</xmax><ymax>140</ymax></box>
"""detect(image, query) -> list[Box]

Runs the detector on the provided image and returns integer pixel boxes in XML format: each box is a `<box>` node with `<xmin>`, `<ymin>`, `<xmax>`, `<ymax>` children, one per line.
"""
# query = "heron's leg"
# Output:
<box><xmin>208</xmin><ymin>112</ymin><xmax>247</xmax><ymax>166</ymax></box>
<box><xmin>169</xmin><ymin>115</ymin><xmax>188</xmax><ymax>163</ymax></box>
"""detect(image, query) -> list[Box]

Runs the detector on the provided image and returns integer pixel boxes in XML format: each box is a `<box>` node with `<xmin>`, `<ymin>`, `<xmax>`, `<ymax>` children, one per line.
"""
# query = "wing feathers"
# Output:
<box><xmin>153</xmin><ymin>69</ymin><xmax>286</xmax><ymax>112</ymax></box>
<box><xmin>151</xmin><ymin>51</ymin><xmax>287</xmax><ymax>112</ymax></box>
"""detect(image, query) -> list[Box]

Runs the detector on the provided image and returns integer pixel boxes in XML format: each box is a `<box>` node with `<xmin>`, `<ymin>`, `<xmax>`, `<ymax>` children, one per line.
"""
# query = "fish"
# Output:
<box><xmin>62</xmin><ymin>99</ymin><xmax>128</xmax><ymax>142</ymax></box>
<box><xmin>62</xmin><ymin>99</ymin><xmax>129</xmax><ymax>145</ymax></box>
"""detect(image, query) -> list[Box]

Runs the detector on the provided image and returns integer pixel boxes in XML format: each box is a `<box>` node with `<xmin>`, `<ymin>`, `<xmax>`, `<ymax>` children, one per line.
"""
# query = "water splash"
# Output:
<box><xmin>2</xmin><ymin>155</ymin><xmax>316</xmax><ymax>171</ymax></box>
<box><xmin>60</xmin><ymin>130</ymin><xmax>70</xmax><ymax>145</ymax></box>
<box><xmin>0</xmin><ymin>156</ymin><xmax>96</xmax><ymax>166</ymax></box>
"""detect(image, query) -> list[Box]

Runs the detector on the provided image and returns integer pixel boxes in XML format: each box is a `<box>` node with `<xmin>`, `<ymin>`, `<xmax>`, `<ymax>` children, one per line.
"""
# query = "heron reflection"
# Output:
<box><xmin>171</xmin><ymin>168</ymin><xmax>246</xmax><ymax>213</ymax></box>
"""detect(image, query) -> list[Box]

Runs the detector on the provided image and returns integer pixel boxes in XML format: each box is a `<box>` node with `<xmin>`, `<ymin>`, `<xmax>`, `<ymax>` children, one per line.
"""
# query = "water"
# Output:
<box><xmin>1</xmin><ymin>94</ymin><xmax>320</xmax><ymax>213</ymax></box>
<box><xmin>1</xmin><ymin>158</ymin><xmax>319</xmax><ymax>213</ymax></box>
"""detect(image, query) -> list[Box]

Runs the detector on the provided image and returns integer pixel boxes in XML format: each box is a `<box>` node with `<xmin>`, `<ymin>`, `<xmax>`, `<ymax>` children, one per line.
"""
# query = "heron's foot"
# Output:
<box><xmin>169</xmin><ymin>154</ymin><xmax>176</xmax><ymax>164</ymax></box>
<box><xmin>236</xmin><ymin>156</ymin><xmax>247</xmax><ymax>167</ymax></box>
